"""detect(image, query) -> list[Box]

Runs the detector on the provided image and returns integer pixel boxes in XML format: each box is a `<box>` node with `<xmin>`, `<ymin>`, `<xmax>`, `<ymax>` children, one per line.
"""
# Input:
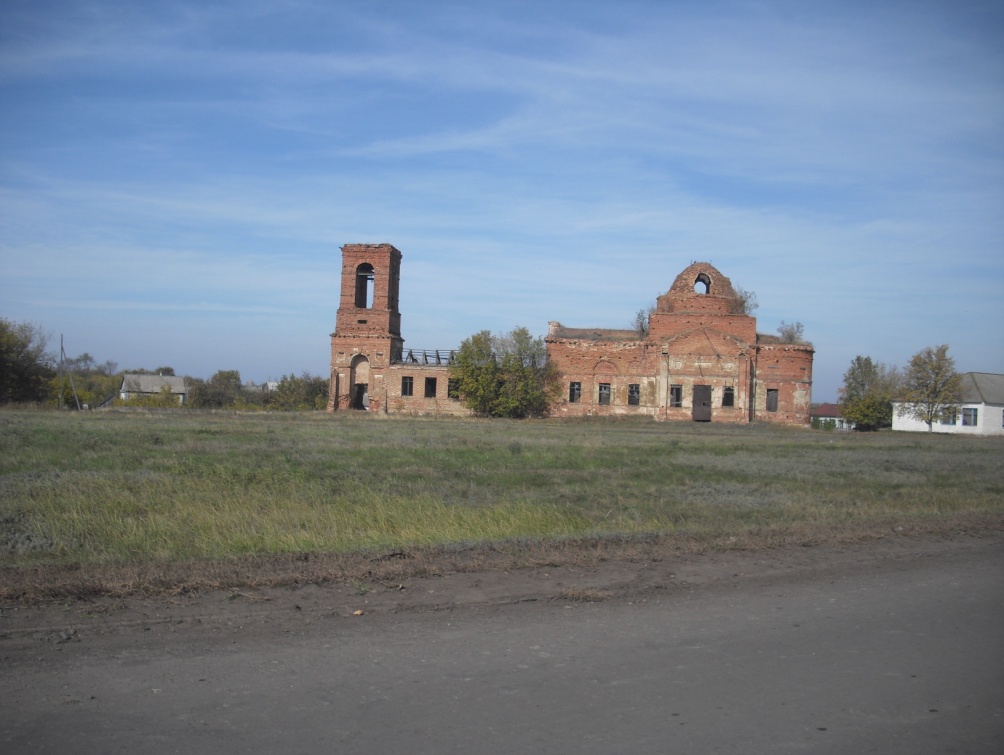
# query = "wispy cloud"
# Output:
<box><xmin>1</xmin><ymin>1</ymin><xmax>1001</xmax><ymax>396</ymax></box>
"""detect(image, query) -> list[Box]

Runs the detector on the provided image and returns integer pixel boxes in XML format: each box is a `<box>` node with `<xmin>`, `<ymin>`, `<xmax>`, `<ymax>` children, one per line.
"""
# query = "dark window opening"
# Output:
<box><xmin>670</xmin><ymin>384</ymin><xmax>683</xmax><ymax>407</ymax></box>
<box><xmin>962</xmin><ymin>407</ymin><xmax>978</xmax><ymax>426</ymax></box>
<box><xmin>401</xmin><ymin>376</ymin><xmax>413</xmax><ymax>397</ymax></box>
<box><xmin>722</xmin><ymin>386</ymin><xmax>734</xmax><ymax>407</ymax></box>
<box><xmin>941</xmin><ymin>408</ymin><xmax>957</xmax><ymax>425</ymax></box>
<box><xmin>355</xmin><ymin>263</ymin><xmax>375</xmax><ymax>309</ymax></box>
<box><xmin>694</xmin><ymin>273</ymin><xmax>711</xmax><ymax>294</ymax></box>
<box><xmin>424</xmin><ymin>377</ymin><xmax>437</xmax><ymax>398</ymax></box>
<box><xmin>598</xmin><ymin>383</ymin><xmax>611</xmax><ymax>405</ymax></box>
<box><xmin>628</xmin><ymin>384</ymin><xmax>640</xmax><ymax>406</ymax></box>
<box><xmin>569</xmin><ymin>382</ymin><xmax>581</xmax><ymax>403</ymax></box>
<box><xmin>766</xmin><ymin>389</ymin><xmax>779</xmax><ymax>412</ymax></box>
<box><xmin>448</xmin><ymin>378</ymin><xmax>460</xmax><ymax>400</ymax></box>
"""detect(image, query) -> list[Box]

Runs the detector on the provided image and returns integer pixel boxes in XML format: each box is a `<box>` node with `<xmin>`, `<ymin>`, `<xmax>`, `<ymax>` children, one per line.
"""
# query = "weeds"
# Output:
<box><xmin>0</xmin><ymin>410</ymin><xmax>1001</xmax><ymax>600</ymax></box>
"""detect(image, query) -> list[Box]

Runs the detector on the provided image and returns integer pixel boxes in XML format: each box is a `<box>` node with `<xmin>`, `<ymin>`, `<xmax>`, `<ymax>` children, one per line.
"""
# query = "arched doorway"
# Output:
<box><xmin>350</xmin><ymin>355</ymin><xmax>370</xmax><ymax>410</ymax></box>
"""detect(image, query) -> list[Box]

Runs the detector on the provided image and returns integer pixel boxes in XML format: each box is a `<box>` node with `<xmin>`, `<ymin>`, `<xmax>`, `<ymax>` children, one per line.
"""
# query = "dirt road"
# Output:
<box><xmin>2</xmin><ymin>534</ymin><xmax>1002</xmax><ymax>753</ymax></box>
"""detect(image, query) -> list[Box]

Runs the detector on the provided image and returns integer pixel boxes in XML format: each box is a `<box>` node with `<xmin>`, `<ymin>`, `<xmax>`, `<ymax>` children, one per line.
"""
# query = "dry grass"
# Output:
<box><xmin>3</xmin><ymin>515</ymin><xmax>999</xmax><ymax>603</ymax></box>
<box><xmin>1</xmin><ymin>409</ymin><xmax>1002</xmax><ymax>601</ymax></box>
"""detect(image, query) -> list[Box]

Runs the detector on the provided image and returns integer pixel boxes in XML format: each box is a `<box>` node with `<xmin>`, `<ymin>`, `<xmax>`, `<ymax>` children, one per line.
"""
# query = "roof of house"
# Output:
<box><xmin>120</xmin><ymin>374</ymin><xmax>187</xmax><ymax>394</ymax></box>
<box><xmin>811</xmin><ymin>402</ymin><xmax>842</xmax><ymax>418</ymax></box>
<box><xmin>892</xmin><ymin>372</ymin><xmax>1004</xmax><ymax>406</ymax></box>
<box><xmin>960</xmin><ymin>372</ymin><xmax>1004</xmax><ymax>405</ymax></box>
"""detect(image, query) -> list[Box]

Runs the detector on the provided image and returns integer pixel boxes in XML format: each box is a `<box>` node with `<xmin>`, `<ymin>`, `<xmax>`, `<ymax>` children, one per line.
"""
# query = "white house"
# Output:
<box><xmin>810</xmin><ymin>402</ymin><xmax>855</xmax><ymax>430</ymax></box>
<box><xmin>892</xmin><ymin>372</ymin><xmax>1004</xmax><ymax>435</ymax></box>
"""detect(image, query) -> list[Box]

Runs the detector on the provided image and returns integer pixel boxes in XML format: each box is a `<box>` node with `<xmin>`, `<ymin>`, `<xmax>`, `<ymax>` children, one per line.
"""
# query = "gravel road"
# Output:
<box><xmin>2</xmin><ymin>534</ymin><xmax>1002</xmax><ymax>753</ymax></box>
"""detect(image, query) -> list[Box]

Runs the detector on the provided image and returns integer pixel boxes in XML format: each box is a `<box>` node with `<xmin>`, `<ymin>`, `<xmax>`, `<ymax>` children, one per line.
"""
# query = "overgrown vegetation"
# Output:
<box><xmin>900</xmin><ymin>344</ymin><xmax>963</xmax><ymax>431</ymax></box>
<box><xmin>839</xmin><ymin>345</ymin><xmax>963</xmax><ymax>432</ymax></box>
<box><xmin>2</xmin><ymin>411</ymin><xmax>1000</xmax><ymax>600</ymax></box>
<box><xmin>449</xmin><ymin>327</ymin><xmax>560</xmax><ymax>418</ymax></box>
<box><xmin>776</xmin><ymin>320</ymin><xmax>807</xmax><ymax>344</ymax></box>
<box><xmin>730</xmin><ymin>285</ymin><xmax>759</xmax><ymax>316</ymax></box>
<box><xmin>0</xmin><ymin>317</ymin><xmax>329</xmax><ymax>412</ymax></box>
<box><xmin>839</xmin><ymin>355</ymin><xmax>901</xmax><ymax>430</ymax></box>
<box><xmin>0</xmin><ymin>318</ymin><xmax>54</xmax><ymax>404</ymax></box>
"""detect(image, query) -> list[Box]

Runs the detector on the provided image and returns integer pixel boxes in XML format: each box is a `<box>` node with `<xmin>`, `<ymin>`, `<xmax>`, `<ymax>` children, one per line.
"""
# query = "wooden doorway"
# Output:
<box><xmin>692</xmin><ymin>384</ymin><xmax>711</xmax><ymax>421</ymax></box>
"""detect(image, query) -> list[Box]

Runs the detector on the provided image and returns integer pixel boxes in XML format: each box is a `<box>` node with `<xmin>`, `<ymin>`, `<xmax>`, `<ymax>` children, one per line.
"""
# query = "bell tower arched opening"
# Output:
<box><xmin>355</xmin><ymin>263</ymin><xmax>375</xmax><ymax>308</ymax></box>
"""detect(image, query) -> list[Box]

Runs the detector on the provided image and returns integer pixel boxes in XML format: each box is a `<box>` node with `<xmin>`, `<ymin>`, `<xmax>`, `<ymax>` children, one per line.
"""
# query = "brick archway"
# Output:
<box><xmin>350</xmin><ymin>355</ymin><xmax>370</xmax><ymax>409</ymax></box>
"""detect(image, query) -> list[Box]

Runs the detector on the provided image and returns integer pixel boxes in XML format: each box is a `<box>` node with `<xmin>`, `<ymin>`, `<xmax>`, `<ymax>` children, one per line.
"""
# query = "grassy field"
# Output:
<box><xmin>2</xmin><ymin>409</ymin><xmax>1002</xmax><ymax>598</ymax></box>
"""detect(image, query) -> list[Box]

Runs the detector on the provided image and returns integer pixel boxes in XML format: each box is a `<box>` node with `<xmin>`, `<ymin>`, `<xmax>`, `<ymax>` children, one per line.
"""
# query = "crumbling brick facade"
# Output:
<box><xmin>328</xmin><ymin>244</ymin><xmax>468</xmax><ymax>416</ymax></box>
<box><xmin>546</xmin><ymin>262</ymin><xmax>813</xmax><ymax>424</ymax></box>
<box><xmin>329</xmin><ymin>249</ymin><xmax>812</xmax><ymax>425</ymax></box>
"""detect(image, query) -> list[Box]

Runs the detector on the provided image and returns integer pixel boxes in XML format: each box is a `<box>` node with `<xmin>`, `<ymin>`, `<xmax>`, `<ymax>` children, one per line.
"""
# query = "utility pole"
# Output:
<box><xmin>59</xmin><ymin>335</ymin><xmax>81</xmax><ymax>410</ymax></box>
<box><xmin>58</xmin><ymin>335</ymin><xmax>63</xmax><ymax>410</ymax></box>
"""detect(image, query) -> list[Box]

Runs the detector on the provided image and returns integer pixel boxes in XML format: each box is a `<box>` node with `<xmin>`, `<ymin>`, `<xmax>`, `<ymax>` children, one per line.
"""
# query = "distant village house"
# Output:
<box><xmin>810</xmin><ymin>403</ymin><xmax>855</xmax><ymax>430</ymax></box>
<box><xmin>119</xmin><ymin>374</ymin><xmax>188</xmax><ymax>405</ymax></box>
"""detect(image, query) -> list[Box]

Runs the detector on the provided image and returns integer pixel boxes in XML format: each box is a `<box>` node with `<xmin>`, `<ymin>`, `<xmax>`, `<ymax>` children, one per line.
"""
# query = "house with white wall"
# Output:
<box><xmin>810</xmin><ymin>402</ymin><xmax>855</xmax><ymax>430</ymax></box>
<box><xmin>892</xmin><ymin>372</ymin><xmax>1004</xmax><ymax>435</ymax></box>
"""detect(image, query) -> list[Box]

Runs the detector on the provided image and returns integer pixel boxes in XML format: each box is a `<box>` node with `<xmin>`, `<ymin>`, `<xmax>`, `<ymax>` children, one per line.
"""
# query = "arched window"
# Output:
<box><xmin>355</xmin><ymin>264</ymin><xmax>375</xmax><ymax>308</ymax></box>
<box><xmin>694</xmin><ymin>272</ymin><xmax>711</xmax><ymax>294</ymax></box>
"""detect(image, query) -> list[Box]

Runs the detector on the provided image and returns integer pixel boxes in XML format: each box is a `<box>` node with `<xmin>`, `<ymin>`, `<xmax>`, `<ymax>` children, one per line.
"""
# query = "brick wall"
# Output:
<box><xmin>328</xmin><ymin>248</ymin><xmax>813</xmax><ymax>426</ymax></box>
<box><xmin>545</xmin><ymin>261</ymin><xmax>812</xmax><ymax>426</ymax></box>
<box><xmin>751</xmin><ymin>343</ymin><xmax>814</xmax><ymax>425</ymax></box>
<box><xmin>383</xmin><ymin>365</ymin><xmax>470</xmax><ymax>416</ymax></box>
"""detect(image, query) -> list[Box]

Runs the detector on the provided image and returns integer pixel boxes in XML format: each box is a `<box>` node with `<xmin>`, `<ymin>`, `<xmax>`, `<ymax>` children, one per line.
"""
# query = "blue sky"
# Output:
<box><xmin>1</xmin><ymin>0</ymin><xmax>1001</xmax><ymax>402</ymax></box>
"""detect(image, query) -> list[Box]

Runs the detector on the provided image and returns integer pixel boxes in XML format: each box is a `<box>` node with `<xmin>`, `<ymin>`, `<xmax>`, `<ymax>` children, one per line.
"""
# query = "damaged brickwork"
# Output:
<box><xmin>328</xmin><ymin>249</ymin><xmax>813</xmax><ymax>425</ymax></box>
<box><xmin>328</xmin><ymin>244</ymin><xmax>467</xmax><ymax>416</ymax></box>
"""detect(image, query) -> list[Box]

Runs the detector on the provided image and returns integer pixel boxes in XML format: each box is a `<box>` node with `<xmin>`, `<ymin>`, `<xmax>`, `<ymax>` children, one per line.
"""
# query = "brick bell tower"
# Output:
<box><xmin>327</xmin><ymin>244</ymin><xmax>404</xmax><ymax>412</ymax></box>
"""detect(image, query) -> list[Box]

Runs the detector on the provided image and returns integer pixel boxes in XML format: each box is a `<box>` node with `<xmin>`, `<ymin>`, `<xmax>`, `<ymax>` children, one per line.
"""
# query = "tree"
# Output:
<box><xmin>839</xmin><ymin>355</ymin><xmax>901</xmax><ymax>431</ymax></box>
<box><xmin>777</xmin><ymin>320</ymin><xmax>806</xmax><ymax>344</ymax></box>
<box><xmin>265</xmin><ymin>373</ymin><xmax>329</xmax><ymax>411</ymax></box>
<box><xmin>188</xmin><ymin>370</ymin><xmax>242</xmax><ymax>408</ymax></box>
<box><xmin>900</xmin><ymin>345</ymin><xmax>962</xmax><ymax>432</ymax></box>
<box><xmin>451</xmin><ymin>331</ymin><xmax>500</xmax><ymax>417</ymax></box>
<box><xmin>842</xmin><ymin>391</ymin><xmax>892</xmax><ymax>431</ymax></box>
<box><xmin>450</xmin><ymin>327</ymin><xmax>560</xmax><ymax>418</ymax></box>
<box><xmin>50</xmin><ymin>351</ymin><xmax>120</xmax><ymax>409</ymax></box>
<box><xmin>0</xmin><ymin>318</ymin><xmax>55</xmax><ymax>403</ymax></box>
<box><xmin>632</xmin><ymin>302</ymin><xmax>658</xmax><ymax>337</ymax></box>
<box><xmin>730</xmin><ymin>286</ymin><xmax>759</xmax><ymax>316</ymax></box>
<box><xmin>633</xmin><ymin>308</ymin><xmax>650</xmax><ymax>337</ymax></box>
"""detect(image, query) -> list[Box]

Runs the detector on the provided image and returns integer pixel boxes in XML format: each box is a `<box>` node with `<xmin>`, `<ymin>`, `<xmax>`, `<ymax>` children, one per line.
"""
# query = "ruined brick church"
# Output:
<box><xmin>328</xmin><ymin>243</ymin><xmax>813</xmax><ymax>425</ymax></box>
